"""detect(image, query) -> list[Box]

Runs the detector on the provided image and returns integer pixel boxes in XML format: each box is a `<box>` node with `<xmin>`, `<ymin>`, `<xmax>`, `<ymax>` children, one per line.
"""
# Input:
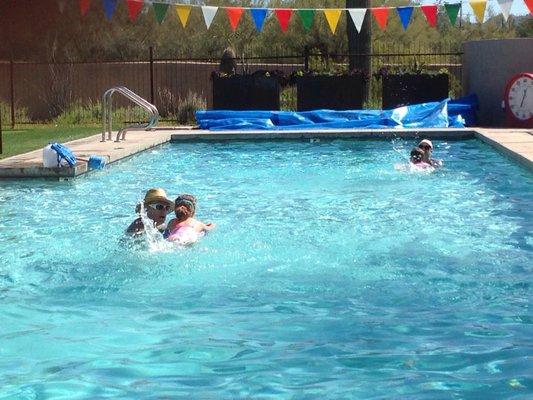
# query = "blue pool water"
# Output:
<box><xmin>0</xmin><ymin>139</ymin><xmax>531</xmax><ymax>399</ymax></box>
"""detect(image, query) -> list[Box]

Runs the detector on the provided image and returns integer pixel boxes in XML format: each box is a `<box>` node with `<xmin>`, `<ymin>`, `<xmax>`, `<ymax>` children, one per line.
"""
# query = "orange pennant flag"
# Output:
<box><xmin>226</xmin><ymin>7</ymin><xmax>244</xmax><ymax>31</ymax></box>
<box><xmin>79</xmin><ymin>0</ymin><xmax>91</xmax><ymax>16</ymax></box>
<box><xmin>420</xmin><ymin>5</ymin><xmax>438</xmax><ymax>27</ymax></box>
<box><xmin>274</xmin><ymin>9</ymin><xmax>293</xmax><ymax>32</ymax></box>
<box><xmin>371</xmin><ymin>7</ymin><xmax>389</xmax><ymax>31</ymax></box>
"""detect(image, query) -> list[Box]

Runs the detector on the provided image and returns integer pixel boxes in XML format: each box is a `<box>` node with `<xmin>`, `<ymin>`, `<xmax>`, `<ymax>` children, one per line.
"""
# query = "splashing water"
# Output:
<box><xmin>138</xmin><ymin>202</ymin><xmax>175</xmax><ymax>253</ymax></box>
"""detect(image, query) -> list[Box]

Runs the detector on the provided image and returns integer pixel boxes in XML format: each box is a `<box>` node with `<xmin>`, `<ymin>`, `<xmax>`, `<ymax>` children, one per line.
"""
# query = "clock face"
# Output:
<box><xmin>508</xmin><ymin>75</ymin><xmax>533</xmax><ymax>121</ymax></box>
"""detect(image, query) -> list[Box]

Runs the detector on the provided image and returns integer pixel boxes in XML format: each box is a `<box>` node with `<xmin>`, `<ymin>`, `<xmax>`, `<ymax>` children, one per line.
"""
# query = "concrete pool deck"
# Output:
<box><xmin>0</xmin><ymin>127</ymin><xmax>531</xmax><ymax>179</ymax></box>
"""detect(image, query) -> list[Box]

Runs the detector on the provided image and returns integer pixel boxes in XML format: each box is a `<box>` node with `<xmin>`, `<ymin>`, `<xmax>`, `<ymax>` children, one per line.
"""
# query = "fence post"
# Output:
<box><xmin>149</xmin><ymin>46</ymin><xmax>154</xmax><ymax>105</ymax></box>
<box><xmin>0</xmin><ymin>109</ymin><xmax>3</xmax><ymax>154</ymax></box>
<box><xmin>9</xmin><ymin>58</ymin><xmax>15</xmax><ymax>128</ymax></box>
<box><xmin>304</xmin><ymin>46</ymin><xmax>309</xmax><ymax>72</ymax></box>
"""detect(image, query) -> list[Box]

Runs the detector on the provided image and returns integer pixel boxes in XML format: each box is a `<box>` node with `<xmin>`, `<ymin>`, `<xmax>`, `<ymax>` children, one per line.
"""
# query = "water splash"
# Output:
<box><xmin>138</xmin><ymin>203</ymin><xmax>175</xmax><ymax>253</ymax></box>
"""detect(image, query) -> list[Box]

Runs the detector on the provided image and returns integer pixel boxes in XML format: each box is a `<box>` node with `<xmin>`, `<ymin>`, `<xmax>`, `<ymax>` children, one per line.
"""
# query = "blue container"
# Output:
<box><xmin>88</xmin><ymin>155</ymin><xmax>106</xmax><ymax>170</ymax></box>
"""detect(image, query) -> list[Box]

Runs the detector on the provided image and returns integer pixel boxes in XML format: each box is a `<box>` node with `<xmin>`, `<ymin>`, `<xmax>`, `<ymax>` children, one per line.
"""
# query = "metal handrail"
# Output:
<box><xmin>101</xmin><ymin>86</ymin><xmax>159</xmax><ymax>142</ymax></box>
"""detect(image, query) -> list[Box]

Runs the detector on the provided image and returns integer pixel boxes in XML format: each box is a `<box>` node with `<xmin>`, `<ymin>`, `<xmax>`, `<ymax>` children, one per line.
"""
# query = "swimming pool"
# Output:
<box><xmin>0</xmin><ymin>139</ymin><xmax>531</xmax><ymax>398</ymax></box>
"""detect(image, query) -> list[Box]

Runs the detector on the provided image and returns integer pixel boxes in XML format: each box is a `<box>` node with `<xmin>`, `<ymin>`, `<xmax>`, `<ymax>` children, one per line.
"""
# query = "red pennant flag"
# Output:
<box><xmin>226</xmin><ymin>7</ymin><xmax>244</xmax><ymax>31</ymax></box>
<box><xmin>126</xmin><ymin>0</ymin><xmax>143</xmax><ymax>22</ymax></box>
<box><xmin>421</xmin><ymin>5</ymin><xmax>438</xmax><ymax>27</ymax></box>
<box><xmin>79</xmin><ymin>0</ymin><xmax>91</xmax><ymax>16</ymax></box>
<box><xmin>525</xmin><ymin>0</ymin><xmax>533</xmax><ymax>14</ymax></box>
<box><xmin>371</xmin><ymin>7</ymin><xmax>389</xmax><ymax>31</ymax></box>
<box><xmin>274</xmin><ymin>9</ymin><xmax>293</xmax><ymax>32</ymax></box>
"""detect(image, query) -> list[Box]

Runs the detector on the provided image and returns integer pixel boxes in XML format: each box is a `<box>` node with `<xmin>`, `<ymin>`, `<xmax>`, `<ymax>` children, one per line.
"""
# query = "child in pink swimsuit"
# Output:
<box><xmin>409</xmin><ymin>147</ymin><xmax>433</xmax><ymax>169</ymax></box>
<box><xmin>164</xmin><ymin>194</ymin><xmax>215</xmax><ymax>244</ymax></box>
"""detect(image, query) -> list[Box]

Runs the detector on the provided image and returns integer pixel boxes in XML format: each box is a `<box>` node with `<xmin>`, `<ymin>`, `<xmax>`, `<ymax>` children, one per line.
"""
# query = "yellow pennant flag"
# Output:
<box><xmin>176</xmin><ymin>5</ymin><xmax>192</xmax><ymax>28</ymax></box>
<box><xmin>323</xmin><ymin>9</ymin><xmax>342</xmax><ymax>34</ymax></box>
<box><xmin>469</xmin><ymin>0</ymin><xmax>487</xmax><ymax>23</ymax></box>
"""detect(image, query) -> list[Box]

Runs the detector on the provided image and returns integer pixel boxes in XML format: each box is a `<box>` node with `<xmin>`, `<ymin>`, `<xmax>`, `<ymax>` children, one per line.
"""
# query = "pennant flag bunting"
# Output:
<box><xmin>323</xmin><ymin>9</ymin><xmax>342</xmax><ymax>34</ymax></box>
<box><xmin>250</xmin><ymin>8</ymin><xmax>268</xmax><ymax>32</ymax></box>
<box><xmin>226</xmin><ymin>7</ymin><xmax>244</xmax><ymax>31</ymax></box>
<box><xmin>103</xmin><ymin>0</ymin><xmax>118</xmax><ymax>20</ymax></box>
<box><xmin>421</xmin><ymin>5</ymin><xmax>438</xmax><ymax>27</ymax></box>
<box><xmin>371</xmin><ymin>7</ymin><xmax>389</xmax><ymax>31</ymax></box>
<box><xmin>444</xmin><ymin>3</ymin><xmax>461</xmax><ymax>26</ymax></box>
<box><xmin>201</xmin><ymin>6</ymin><xmax>218</xmax><ymax>29</ymax></box>
<box><xmin>469</xmin><ymin>0</ymin><xmax>487</xmax><ymax>23</ymax></box>
<box><xmin>79</xmin><ymin>0</ymin><xmax>91</xmax><ymax>16</ymax></box>
<box><xmin>299</xmin><ymin>9</ymin><xmax>316</xmax><ymax>31</ymax></box>
<box><xmin>526</xmin><ymin>0</ymin><xmax>533</xmax><ymax>14</ymax></box>
<box><xmin>348</xmin><ymin>9</ymin><xmax>367</xmax><ymax>33</ymax></box>
<box><xmin>58</xmin><ymin>0</ymin><xmax>67</xmax><ymax>14</ymax></box>
<box><xmin>126</xmin><ymin>0</ymin><xmax>143</xmax><ymax>22</ymax></box>
<box><xmin>153</xmin><ymin>3</ymin><xmax>169</xmax><ymax>24</ymax></box>
<box><xmin>397</xmin><ymin>7</ymin><xmax>414</xmax><ymax>30</ymax></box>
<box><xmin>176</xmin><ymin>5</ymin><xmax>192</xmax><ymax>28</ymax></box>
<box><xmin>496</xmin><ymin>0</ymin><xmax>512</xmax><ymax>20</ymax></box>
<box><xmin>275</xmin><ymin>9</ymin><xmax>293</xmax><ymax>32</ymax></box>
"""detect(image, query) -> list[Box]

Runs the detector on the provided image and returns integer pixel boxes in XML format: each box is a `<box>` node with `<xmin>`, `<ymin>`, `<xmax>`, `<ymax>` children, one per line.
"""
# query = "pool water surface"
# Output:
<box><xmin>0</xmin><ymin>139</ymin><xmax>531</xmax><ymax>399</ymax></box>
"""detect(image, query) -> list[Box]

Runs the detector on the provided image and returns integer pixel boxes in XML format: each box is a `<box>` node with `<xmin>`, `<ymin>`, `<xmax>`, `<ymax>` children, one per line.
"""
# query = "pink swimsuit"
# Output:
<box><xmin>166</xmin><ymin>223</ymin><xmax>204</xmax><ymax>244</ymax></box>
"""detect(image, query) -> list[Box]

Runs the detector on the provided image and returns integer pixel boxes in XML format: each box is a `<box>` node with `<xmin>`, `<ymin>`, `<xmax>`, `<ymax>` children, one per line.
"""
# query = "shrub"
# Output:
<box><xmin>157</xmin><ymin>87</ymin><xmax>179</xmax><ymax>118</ymax></box>
<box><xmin>176</xmin><ymin>91</ymin><xmax>206</xmax><ymax>125</ymax></box>
<box><xmin>0</xmin><ymin>101</ymin><xmax>30</xmax><ymax>126</ymax></box>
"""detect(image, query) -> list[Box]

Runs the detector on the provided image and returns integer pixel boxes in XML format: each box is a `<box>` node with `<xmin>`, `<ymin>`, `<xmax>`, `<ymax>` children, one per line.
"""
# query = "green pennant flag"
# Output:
<box><xmin>298</xmin><ymin>9</ymin><xmax>315</xmax><ymax>31</ymax></box>
<box><xmin>445</xmin><ymin>3</ymin><xmax>461</xmax><ymax>26</ymax></box>
<box><xmin>153</xmin><ymin>3</ymin><xmax>169</xmax><ymax>24</ymax></box>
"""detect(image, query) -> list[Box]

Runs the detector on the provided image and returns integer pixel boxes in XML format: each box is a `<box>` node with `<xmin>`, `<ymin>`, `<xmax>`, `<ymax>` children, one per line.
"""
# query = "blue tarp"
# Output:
<box><xmin>196</xmin><ymin>95</ymin><xmax>478</xmax><ymax>131</ymax></box>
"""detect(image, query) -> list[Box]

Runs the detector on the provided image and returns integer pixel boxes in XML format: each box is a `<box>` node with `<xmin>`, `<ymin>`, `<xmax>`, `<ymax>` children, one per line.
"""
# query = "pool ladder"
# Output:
<box><xmin>101</xmin><ymin>86</ymin><xmax>159</xmax><ymax>142</ymax></box>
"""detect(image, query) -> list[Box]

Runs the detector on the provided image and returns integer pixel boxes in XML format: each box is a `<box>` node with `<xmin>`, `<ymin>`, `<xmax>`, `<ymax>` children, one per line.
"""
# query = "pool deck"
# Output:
<box><xmin>0</xmin><ymin>127</ymin><xmax>531</xmax><ymax>179</ymax></box>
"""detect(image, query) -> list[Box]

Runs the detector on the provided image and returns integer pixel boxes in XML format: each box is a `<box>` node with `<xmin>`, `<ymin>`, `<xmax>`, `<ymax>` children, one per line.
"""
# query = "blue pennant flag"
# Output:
<box><xmin>103</xmin><ymin>0</ymin><xmax>118</xmax><ymax>20</ymax></box>
<box><xmin>250</xmin><ymin>8</ymin><xmax>268</xmax><ymax>32</ymax></box>
<box><xmin>397</xmin><ymin>7</ymin><xmax>414</xmax><ymax>30</ymax></box>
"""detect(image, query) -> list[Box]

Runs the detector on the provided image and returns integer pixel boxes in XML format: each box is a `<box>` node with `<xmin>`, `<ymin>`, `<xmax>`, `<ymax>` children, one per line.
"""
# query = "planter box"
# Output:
<box><xmin>212</xmin><ymin>75</ymin><xmax>280</xmax><ymax>110</ymax></box>
<box><xmin>296</xmin><ymin>75</ymin><xmax>365</xmax><ymax>111</ymax></box>
<box><xmin>382</xmin><ymin>73</ymin><xmax>449</xmax><ymax>109</ymax></box>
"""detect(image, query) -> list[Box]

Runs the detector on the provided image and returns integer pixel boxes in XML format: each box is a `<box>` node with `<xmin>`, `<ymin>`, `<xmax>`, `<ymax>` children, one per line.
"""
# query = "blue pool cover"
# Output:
<box><xmin>196</xmin><ymin>95</ymin><xmax>478</xmax><ymax>131</ymax></box>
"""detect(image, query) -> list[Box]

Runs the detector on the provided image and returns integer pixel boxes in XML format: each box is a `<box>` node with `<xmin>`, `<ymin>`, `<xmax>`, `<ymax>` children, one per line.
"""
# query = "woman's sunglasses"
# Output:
<box><xmin>147</xmin><ymin>203</ymin><xmax>171</xmax><ymax>212</ymax></box>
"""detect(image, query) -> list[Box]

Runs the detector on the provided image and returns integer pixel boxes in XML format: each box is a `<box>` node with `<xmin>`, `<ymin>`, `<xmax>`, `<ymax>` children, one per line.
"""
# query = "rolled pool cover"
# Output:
<box><xmin>196</xmin><ymin>96</ymin><xmax>478</xmax><ymax>131</ymax></box>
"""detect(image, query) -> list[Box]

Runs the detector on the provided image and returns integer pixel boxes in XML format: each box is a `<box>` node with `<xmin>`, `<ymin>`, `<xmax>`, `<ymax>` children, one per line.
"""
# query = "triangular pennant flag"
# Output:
<box><xmin>126</xmin><ymin>0</ymin><xmax>143</xmax><ymax>22</ymax></box>
<box><xmin>525</xmin><ymin>0</ymin><xmax>533</xmax><ymax>15</ymax></box>
<box><xmin>497</xmin><ymin>0</ymin><xmax>513</xmax><ymax>21</ymax></box>
<box><xmin>444</xmin><ymin>3</ymin><xmax>461</xmax><ymax>26</ymax></box>
<box><xmin>323</xmin><ymin>9</ymin><xmax>342</xmax><ymax>34</ymax></box>
<box><xmin>250</xmin><ymin>8</ymin><xmax>268</xmax><ymax>32</ymax></box>
<box><xmin>397</xmin><ymin>7</ymin><xmax>414</xmax><ymax>30</ymax></box>
<box><xmin>299</xmin><ymin>9</ymin><xmax>316</xmax><ymax>31</ymax></box>
<box><xmin>274</xmin><ymin>9</ymin><xmax>293</xmax><ymax>32</ymax></box>
<box><xmin>371</xmin><ymin>7</ymin><xmax>389</xmax><ymax>31</ymax></box>
<box><xmin>202</xmin><ymin>6</ymin><xmax>218</xmax><ymax>29</ymax></box>
<box><xmin>176</xmin><ymin>5</ymin><xmax>192</xmax><ymax>28</ymax></box>
<box><xmin>79</xmin><ymin>0</ymin><xmax>91</xmax><ymax>16</ymax></box>
<box><xmin>58</xmin><ymin>0</ymin><xmax>67</xmax><ymax>13</ymax></box>
<box><xmin>226</xmin><ymin>7</ymin><xmax>244</xmax><ymax>31</ymax></box>
<box><xmin>421</xmin><ymin>5</ymin><xmax>438</xmax><ymax>27</ymax></box>
<box><xmin>103</xmin><ymin>0</ymin><xmax>118</xmax><ymax>20</ymax></box>
<box><xmin>469</xmin><ymin>0</ymin><xmax>487</xmax><ymax>23</ymax></box>
<box><xmin>348</xmin><ymin>9</ymin><xmax>367</xmax><ymax>33</ymax></box>
<box><xmin>153</xmin><ymin>3</ymin><xmax>169</xmax><ymax>24</ymax></box>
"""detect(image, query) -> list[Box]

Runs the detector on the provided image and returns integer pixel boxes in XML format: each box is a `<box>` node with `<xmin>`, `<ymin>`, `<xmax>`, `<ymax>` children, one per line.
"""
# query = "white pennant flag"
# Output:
<box><xmin>57</xmin><ymin>0</ymin><xmax>66</xmax><ymax>13</ymax></box>
<box><xmin>348</xmin><ymin>9</ymin><xmax>367</xmax><ymax>33</ymax></box>
<box><xmin>497</xmin><ymin>0</ymin><xmax>513</xmax><ymax>21</ymax></box>
<box><xmin>202</xmin><ymin>6</ymin><xmax>218</xmax><ymax>29</ymax></box>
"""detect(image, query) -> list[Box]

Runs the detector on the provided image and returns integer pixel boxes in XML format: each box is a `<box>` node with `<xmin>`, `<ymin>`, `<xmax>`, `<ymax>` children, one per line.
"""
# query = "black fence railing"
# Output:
<box><xmin>0</xmin><ymin>43</ymin><xmax>462</xmax><ymax>126</ymax></box>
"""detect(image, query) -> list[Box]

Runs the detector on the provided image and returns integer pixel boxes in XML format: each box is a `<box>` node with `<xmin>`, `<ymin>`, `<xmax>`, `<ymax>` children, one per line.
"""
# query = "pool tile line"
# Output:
<box><xmin>0</xmin><ymin>128</ymin><xmax>531</xmax><ymax>179</ymax></box>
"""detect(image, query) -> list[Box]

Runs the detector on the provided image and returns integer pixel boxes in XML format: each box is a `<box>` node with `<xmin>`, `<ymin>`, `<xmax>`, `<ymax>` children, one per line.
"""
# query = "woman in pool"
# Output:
<box><xmin>164</xmin><ymin>194</ymin><xmax>215</xmax><ymax>244</ymax></box>
<box><xmin>418</xmin><ymin>139</ymin><xmax>443</xmax><ymax>167</ymax></box>
<box><xmin>125</xmin><ymin>188</ymin><xmax>173</xmax><ymax>236</ymax></box>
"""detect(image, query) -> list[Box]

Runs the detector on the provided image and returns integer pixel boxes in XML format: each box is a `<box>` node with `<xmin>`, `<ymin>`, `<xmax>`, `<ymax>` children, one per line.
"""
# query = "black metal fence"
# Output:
<box><xmin>0</xmin><ymin>43</ymin><xmax>462</xmax><ymax>126</ymax></box>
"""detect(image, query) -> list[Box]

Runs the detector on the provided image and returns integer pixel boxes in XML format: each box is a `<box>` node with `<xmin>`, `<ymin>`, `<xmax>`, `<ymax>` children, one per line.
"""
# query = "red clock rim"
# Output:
<box><xmin>504</xmin><ymin>72</ymin><xmax>533</xmax><ymax>122</ymax></box>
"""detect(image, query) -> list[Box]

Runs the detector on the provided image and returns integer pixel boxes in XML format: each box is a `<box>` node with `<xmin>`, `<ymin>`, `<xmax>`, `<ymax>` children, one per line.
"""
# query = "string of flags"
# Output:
<box><xmin>74</xmin><ymin>0</ymin><xmax>533</xmax><ymax>33</ymax></box>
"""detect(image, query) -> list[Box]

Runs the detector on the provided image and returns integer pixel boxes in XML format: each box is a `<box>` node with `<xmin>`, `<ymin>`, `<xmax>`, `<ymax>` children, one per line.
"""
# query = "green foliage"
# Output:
<box><xmin>280</xmin><ymin>87</ymin><xmax>297</xmax><ymax>111</ymax></box>
<box><xmin>53</xmin><ymin>101</ymin><xmax>151</xmax><ymax>127</ymax></box>
<box><xmin>176</xmin><ymin>91</ymin><xmax>206</xmax><ymax>125</ymax></box>
<box><xmin>0</xmin><ymin>102</ymin><xmax>30</xmax><ymax>127</ymax></box>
